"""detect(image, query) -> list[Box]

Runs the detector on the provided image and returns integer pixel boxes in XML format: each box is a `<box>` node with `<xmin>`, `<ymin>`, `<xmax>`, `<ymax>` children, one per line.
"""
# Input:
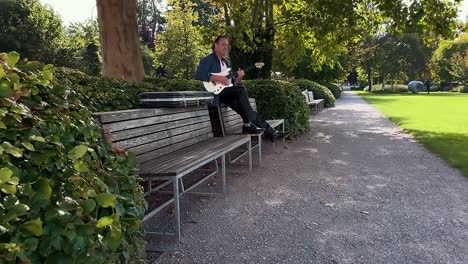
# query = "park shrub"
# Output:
<box><xmin>242</xmin><ymin>79</ymin><xmax>309</xmax><ymax>137</ymax></box>
<box><xmin>55</xmin><ymin>67</ymin><xmax>160</xmax><ymax>112</ymax></box>
<box><xmin>363</xmin><ymin>84</ymin><xmax>408</xmax><ymax>93</ymax></box>
<box><xmin>157</xmin><ymin>78</ymin><xmax>203</xmax><ymax>91</ymax></box>
<box><xmin>321</xmin><ymin>82</ymin><xmax>342</xmax><ymax>98</ymax></box>
<box><xmin>292</xmin><ymin>79</ymin><xmax>336</xmax><ymax>107</ymax></box>
<box><xmin>0</xmin><ymin>52</ymin><xmax>145</xmax><ymax>263</ymax></box>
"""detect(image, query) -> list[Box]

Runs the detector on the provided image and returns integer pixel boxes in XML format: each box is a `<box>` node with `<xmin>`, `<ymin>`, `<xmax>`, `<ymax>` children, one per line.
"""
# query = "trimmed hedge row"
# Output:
<box><xmin>0</xmin><ymin>53</ymin><xmax>145</xmax><ymax>263</ymax></box>
<box><xmin>293</xmin><ymin>79</ymin><xmax>336</xmax><ymax>107</ymax></box>
<box><xmin>321</xmin><ymin>82</ymin><xmax>342</xmax><ymax>98</ymax></box>
<box><xmin>363</xmin><ymin>84</ymin><xmax>408</xmax><ymax>93</ymax></box>
<box><xmin>243</xmin><ymin>80</ymin><xmax>310</xmax><ymax>137</ymax></box>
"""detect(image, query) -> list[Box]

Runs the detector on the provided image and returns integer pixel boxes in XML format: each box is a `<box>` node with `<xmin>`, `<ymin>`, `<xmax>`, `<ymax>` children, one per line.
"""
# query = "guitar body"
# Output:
<box><xmin>203</xmin><ymin>62</ymin><xmax>264</xmax><ymax>95</ymax></box>
<box><xmin>203</xmin><ymin>68</ymin><xmax>231</xmax><ymax>94</ymax></box>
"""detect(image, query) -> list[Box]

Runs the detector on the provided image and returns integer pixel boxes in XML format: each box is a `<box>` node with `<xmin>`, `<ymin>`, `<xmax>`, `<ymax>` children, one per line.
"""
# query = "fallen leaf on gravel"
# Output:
<box><xmin>361</xmin><ymin>211</ymin><xmax>370</xmax><ymax>214</ymax></box>
<box><xmin>324</xmin><ymin>203</ymin><xmax>335</xmax><ymax>208</ymax></box>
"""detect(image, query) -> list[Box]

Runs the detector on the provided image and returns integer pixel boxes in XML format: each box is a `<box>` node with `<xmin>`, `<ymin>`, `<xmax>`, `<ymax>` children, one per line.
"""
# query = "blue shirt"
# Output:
<box><xmin>195</xmin><ymin>52</ymin><xmax>235</xmax><ymax>106</ymax></box>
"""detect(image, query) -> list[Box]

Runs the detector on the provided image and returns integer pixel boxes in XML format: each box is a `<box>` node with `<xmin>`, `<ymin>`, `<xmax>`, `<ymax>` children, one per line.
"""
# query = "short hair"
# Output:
<box><xmin>212</xmin><ymin>35</ymin><xmax>228</xmax><ymax>50</ymax></box>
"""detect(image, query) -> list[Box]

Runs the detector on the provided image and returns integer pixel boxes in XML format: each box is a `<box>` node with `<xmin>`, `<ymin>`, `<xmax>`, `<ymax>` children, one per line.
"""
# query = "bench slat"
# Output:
<box><xmin>116</xmin><ymin>121</ymin><xmax>212</xmax><ymax>149</ymax></box>
<box><xmin>129</xmin><ymin>126</ymin><xmax>213</xmax><ymax>156</ymax></box>
<box><xmin>140</xmin><ymin>135</ymin><xmax>249</xmax><ymax>176</ymax></box>
<box><xmin>101</xmin><ymin>109</ymin><xmax>208</xmax><ymax>133</ymax></box>
<box><xmin>137</xmin><ymin>133</ymin><xmax>213</xmax><ymax>164</ymax></box>
<box><xmin>94</xmin><ymin>106</ymin><xmax>206</xmax><ymax>123</ymax></box>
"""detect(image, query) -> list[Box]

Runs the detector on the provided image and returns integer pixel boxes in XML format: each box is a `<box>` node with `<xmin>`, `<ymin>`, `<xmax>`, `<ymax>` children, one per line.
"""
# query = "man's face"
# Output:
<box><xmin>215</xmin><ymin>38</ymin><xmax>229</xmax><ymax>57</ymax></box>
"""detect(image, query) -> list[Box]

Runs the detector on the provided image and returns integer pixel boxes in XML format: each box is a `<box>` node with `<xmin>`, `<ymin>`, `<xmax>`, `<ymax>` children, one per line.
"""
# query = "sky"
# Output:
<box><xmin>41</xmin><ymin>0</ymin><xmax>468</xmax><ymax>26</ymax></box>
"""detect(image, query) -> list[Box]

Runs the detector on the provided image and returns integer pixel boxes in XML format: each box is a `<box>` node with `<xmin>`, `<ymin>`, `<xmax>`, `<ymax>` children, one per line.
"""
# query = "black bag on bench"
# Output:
<box><xmin>140</xmin><ymin>91</ymin><xmax>213</xmax><ymax>108</ymax></box>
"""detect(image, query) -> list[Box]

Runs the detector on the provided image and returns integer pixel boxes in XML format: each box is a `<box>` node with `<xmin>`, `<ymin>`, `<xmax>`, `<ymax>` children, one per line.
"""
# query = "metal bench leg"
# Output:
<box><xmin>221</xmin><ymin>154</ymin><xmax>226</xmax><ymax>195</ymax></box>
<box><xmin>248</xmin><ymin>140</ymin><xmax>252</xmax><ymax>173</ymax></box>
<box><xmin>282</xmin><ymin>122</ymin><xmax>286</xmax><ymax>145</ymax></box>
<box><xmin>173</xmin><ymin>179</ymin><xmax>181</xmax><ymax>241</ymax></box>
<box><xmin>257</xmin><ymin>135</ymin><xmax>262</xmax><ymax>167</ymax></box>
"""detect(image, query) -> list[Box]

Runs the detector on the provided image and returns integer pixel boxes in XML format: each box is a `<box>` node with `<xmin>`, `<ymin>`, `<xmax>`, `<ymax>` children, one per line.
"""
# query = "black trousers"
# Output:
<box><xmin>219</xmin><ymin>85</ymin><xmax>274</xmax><ymax>134</ymax></box>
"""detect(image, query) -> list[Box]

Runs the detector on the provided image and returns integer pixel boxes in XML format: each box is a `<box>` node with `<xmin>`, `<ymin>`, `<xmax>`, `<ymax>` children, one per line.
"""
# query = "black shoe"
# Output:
<box><xmin>242</xmin><ymin>123</ymin><xmax>265</xmax><ymax>134</ymax></box>
<box><xmin>269</xmin><ymin>130</ymin><xmax>291</xmax><ymax>142</ymax></box>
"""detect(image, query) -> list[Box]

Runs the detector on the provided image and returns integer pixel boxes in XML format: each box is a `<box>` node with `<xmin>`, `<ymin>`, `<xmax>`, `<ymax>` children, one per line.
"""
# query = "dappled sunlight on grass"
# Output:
<box><xmin>357</xmin><ymin>91</ymin><xmax>468</xmax><ymax>176</ymax></box>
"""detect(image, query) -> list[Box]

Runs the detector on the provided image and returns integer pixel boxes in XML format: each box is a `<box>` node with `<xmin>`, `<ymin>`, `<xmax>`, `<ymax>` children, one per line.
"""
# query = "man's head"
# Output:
<box><xmin>213</xmin><ymin>36</ymin><xmax>229</xmax><ymax>58</ymax></box>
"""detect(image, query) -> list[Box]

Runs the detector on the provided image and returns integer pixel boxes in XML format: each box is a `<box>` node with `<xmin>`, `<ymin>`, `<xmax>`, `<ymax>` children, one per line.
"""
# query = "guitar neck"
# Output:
<box><xmin>227</xmin><ymin>64</ymin><xmax>260</xmax><ymax>79</ymax></box>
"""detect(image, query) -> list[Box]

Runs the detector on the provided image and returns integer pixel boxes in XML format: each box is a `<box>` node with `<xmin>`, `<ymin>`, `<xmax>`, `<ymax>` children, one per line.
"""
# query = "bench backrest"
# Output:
<box><xmin>307</xmin><ymin>91</ymin><xmax>315</xmax><ymax>100</ymax></box>
<box><xmin>220</xmin><ymin>98</ymin><xmax>257</xmax><ymax>135</ymax></box>
<box><xmin>93</xmin><ymin>107</ymin><xmax>213</xmax><ymax>164</ymax></box>
<box><xmin>302</xmin><ymin>90</ymin><xmax>309</xmax><ymax>102</ymax></box>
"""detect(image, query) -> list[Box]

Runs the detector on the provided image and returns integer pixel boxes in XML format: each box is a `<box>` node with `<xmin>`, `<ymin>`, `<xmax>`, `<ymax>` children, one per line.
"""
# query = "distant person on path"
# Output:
<box><xmin>425</xmin><ymin>78</ymin><xmax>431</xmax><ymax>94</ymax></box>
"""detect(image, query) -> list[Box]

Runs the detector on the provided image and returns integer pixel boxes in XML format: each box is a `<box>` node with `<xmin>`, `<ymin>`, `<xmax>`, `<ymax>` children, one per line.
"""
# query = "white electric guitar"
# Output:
<box><xmin>203</xmin><ymin>62</ymin><xmax>265</xmax><ymax>94</ymax></box>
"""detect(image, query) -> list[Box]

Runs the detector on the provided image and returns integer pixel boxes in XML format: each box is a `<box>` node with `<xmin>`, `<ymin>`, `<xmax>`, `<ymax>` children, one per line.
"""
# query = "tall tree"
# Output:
<box><xmin>136</xmin><ymin>0</ymin><xmax>165</xmax><ymax>50</ymax></box>
<box><xmin>154</xmin><ymin>0</ymin><xmax>207</xmax><ymax>79</ymax></box>
<box><xmin>96</xmin><ymin>0</ymin><xmax>145</xmax><ymax>81</ymax></box>
<box><xmin>0</xmin><ymin>0</ymin><xmax>74</xmax><ymax>66</ymax></box>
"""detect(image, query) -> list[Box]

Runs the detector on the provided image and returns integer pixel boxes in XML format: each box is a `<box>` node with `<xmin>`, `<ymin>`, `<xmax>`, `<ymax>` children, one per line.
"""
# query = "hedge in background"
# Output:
<box><xmin>293</xmin><ymin>79</ymin><xmax>336</xmax><ymax>107</ymax></box>
<box><xmin>0</xmin><ymin>52</ymin><xmax>145</xmax><ymax>263</ymax></box>
<box><xmin>242</xmin><ymin>79</ymin><xmax>309</xmax><ymax>137</ymax></box>
<box><xmin>55</xmin><ymin>67</ymin><xmax>160</xmax><ymax>112</ymax></box>
<box><xmin>321</xmin><ymin>82</ymin><xmax>342</xmax><ymax>99</ymax></box>
<box><xmin>363</xmin><ymin>84</ymin><xmax>408</xmax><ymax>93</ymax></box>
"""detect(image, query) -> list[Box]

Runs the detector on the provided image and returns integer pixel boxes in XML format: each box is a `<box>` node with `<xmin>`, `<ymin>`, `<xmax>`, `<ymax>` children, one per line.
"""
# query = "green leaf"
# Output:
<box><xmin>73</xmin><ymin>160</ymin><xmax>89</xmax><ymax>172</ymax></box>
<box><xmin>42</xmin><ymin>71</ymin><xmax>53</xmax><ymax>81</ymax></box>
<box><xmin>9</xmin><ymin>204</ymin><xmax>29</xmax><ymax>217</ymax></box>
<box><xmin>17</xmin><ymin>61</ymin><xmax>41</xmax><ymax>72</ymax></box>
<box><xmin>22</xmin><ymin>142</ymin><xmax>35</xmax><ymax>151</ymax></box>
<box><xmin>2</xmin><ymin>142</ymin><xmax>23</xmax><ymax>158</ymax></box>
<box><xmin>0</xmin><ymin>83</ymin><xmax>12</xmax><ymax>98</ymax></box>
<box><xmin>96</xmin><ymin>193</ymin><xmax>116</xmax><ymax>208</ymax></box>
<box><xmin>6</xmin><ymin>52</ymin><xmax>20</xmax><ymax>68</ymax></box>
<box><xmin>30</xmin><ymin>135</ymin><xmax>46</xmax><ymax>142</ymax></box>
<box><xmin>34</xmin><ymin>178</ymin><xmax>52</xmax><ymax>201</ymax></box>
<box><xmin>81</xmin><ymin>199</ymin><xmax>96</xmax><ymax>215</ymax></box>
<box><xmin>68</xmin><ymin>145</ymin><xmax>88</xmax><ymax>160</ymax></box>
<box><xmin>0</xmin><ymin>121</ymin><xmax>6</xmax><ymax>129</ymax></box>
<box><xmin>0</xmin><ymin>167</ymin><xmax>13</xmax><ymax>183</ymax></box>
<box><xmin>103</xmin><ymin>228</ymin><xmax>122</xmax><ymax>250</ymax></box>
<box><xmin>22</xmin><ymin>217</ymin><xmax>43</xmax><ymax>236</ymax></box>
<box><xmin>0</xmin><ymin>183</ymin><xmax>17</xmax><ymax>194</ymax></box>
<box><xmin>96</xmin><ymin>216</ymin><xmax>113</xmax><ymax>228</ymax></box>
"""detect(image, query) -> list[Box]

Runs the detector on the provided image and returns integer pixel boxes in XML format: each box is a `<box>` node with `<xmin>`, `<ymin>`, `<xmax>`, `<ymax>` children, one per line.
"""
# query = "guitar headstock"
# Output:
<box><xmin>254</xmin><ymin>62</ymin><xmax>265</xmax><ymax>69</ymax></box>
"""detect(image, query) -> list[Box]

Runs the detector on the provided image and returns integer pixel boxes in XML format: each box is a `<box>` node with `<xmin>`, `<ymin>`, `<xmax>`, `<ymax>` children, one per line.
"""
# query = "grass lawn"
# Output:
<box><xmin>356</xmin><ymin>91</ymin><xmax>468</xmax><ymax>176</ymax></box>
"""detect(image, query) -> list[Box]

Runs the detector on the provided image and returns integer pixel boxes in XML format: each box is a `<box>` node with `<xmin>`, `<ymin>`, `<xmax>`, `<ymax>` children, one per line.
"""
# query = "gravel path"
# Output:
<box><xmin>151</xmin><ymin>91</ymin><xmax>468</xmax><ymax>264</ymax></box>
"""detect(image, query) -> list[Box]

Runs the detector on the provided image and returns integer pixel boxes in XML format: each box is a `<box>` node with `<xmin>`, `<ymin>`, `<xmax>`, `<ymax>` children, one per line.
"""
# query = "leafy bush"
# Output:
<box><xmin>242</xmin><ymin>79</ymin><xmax>309</xmax><ymax>137</ymax></box>
<box><xmin>292</xmin><ymin>79</ymin><xmax>336</xmax><ymax>107</ymax></box>
<box><xmin>455</xmin><ymin>85</ymin><xmax>468</xmax><ymax>93</ymax></box>
<box><xmin>321</xmin><ymin>82</ymin><xmax>342</xmax><ymax>98</ymax></box>
<box><xmin>55</xmin><ymin>67</ymin><xmax>161</xmax><ymax>111</ymax></box>
<box><xmin>363</xmin><ymin>84</ymin><xmax>408</xmax><ymax>93</ymax></box>
<box><xmin>0</xmin><ymin>52</ymin><xmax>145</xmax><ymax>263</ymax></box>
<box><xmin>158</xmin><ymin>79</ymin><xmax>203</xmax><ymax>91</ymax></box>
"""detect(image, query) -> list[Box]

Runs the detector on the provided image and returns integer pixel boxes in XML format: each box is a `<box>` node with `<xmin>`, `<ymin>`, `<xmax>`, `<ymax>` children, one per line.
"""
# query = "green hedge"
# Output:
<box><xmin>242</xmin><ymin>79</ymin><xmax>309</xmax><ymax>137</ymax></box>
<box><xmin>0</xmin><ymin>52</ymin><xmax>145</xmax><ymax>263</ymax></box>
<box><xmin>321</xmin><ymin>82</ymin><xmax>342</xmax><ymax>98</ymax></box>
<box><xmin>292</xmin><ymin>79</ymin><xmax>336</xmax><ymax>107</ymax></box>
<box><xmin>363</xmin><ymin>84</ymin><xmax>408</xmax><ymax>93</ymax></box>
<box><xmin>55</xmin><ymin>67</ymin><xmax>160</xmax><ymax>112</ymax></box>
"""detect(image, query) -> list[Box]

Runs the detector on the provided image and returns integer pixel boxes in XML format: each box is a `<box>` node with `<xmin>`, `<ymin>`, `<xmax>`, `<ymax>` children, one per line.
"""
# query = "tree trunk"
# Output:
<box><xmin>367</xmin><ymin>66</ymin><xmax>373</xmax><ymax>92</ymax></box>
<box><xmin>96</xmin><ymin>0</ymin><xmax>144</xmax><ymax>81</ymax></box>
<box><xmin>382</xmin><ymin>70</ymin><xmax>385</xmax><ymax>92</ymax></box>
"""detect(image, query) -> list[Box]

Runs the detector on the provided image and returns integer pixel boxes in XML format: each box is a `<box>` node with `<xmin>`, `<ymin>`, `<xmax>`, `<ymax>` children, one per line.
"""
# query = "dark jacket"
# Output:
<box><xmin>195</xmin><ymin>52</ymin><xmax>235</xmax><ymax>106</ymax></box>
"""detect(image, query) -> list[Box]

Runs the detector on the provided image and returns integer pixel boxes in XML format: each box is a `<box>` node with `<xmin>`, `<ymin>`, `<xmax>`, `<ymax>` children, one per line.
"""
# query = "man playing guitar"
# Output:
<box><xmin>195</xmin><ymin>35</ymin><xmax>289</xmax><ymax>142</ymax></box>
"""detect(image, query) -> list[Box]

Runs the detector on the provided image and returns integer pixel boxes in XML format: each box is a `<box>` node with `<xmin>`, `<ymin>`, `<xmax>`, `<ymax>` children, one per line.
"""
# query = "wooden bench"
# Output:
<box><xmin>302</xmin><ymin>90</ymin><xmax>324</xmax><ymax>114</ymax></box>
<box><xmin>209</xmin><ymin>99</ymin><xmax>285</xmax><ymax>167</ymax></box>
<box><xmin>93</xmin><ymin>107</ymin><xmax>252</xmax><ymax>241</ymax></box>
